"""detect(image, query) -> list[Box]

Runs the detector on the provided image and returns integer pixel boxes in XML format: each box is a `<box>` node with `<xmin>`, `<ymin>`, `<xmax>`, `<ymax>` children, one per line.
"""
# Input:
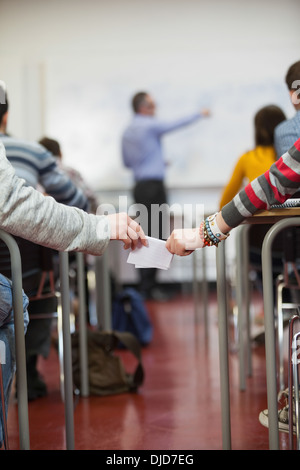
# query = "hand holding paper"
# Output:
<box><xmin>127</xmin><ymin>236</ymin><xmax>173</xmax><ymax>270</ymax></box>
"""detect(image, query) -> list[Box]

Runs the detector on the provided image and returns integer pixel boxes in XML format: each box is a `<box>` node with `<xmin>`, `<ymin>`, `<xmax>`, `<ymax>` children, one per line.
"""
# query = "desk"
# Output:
<box><xmin>216</xmin><ymin>207</ymin><xmax>300</xmax><ymax>450</ymax></box>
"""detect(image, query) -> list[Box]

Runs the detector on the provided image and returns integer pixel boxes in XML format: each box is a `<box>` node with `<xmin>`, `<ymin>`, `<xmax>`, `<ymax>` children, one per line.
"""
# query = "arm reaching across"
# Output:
<box><xmin>0</xmin><ymin>143</ymin><xmax>146</xmax><ymax>255</ymax></box>
<box><xmin>166</xmin><ymin>138</ymin><xmax>300</xmax><ymax>256</ymax></box>
<box><xmin>221</xmin><ymin>137</ymin><xmax>300</xmax><ymax>227</ymax></box>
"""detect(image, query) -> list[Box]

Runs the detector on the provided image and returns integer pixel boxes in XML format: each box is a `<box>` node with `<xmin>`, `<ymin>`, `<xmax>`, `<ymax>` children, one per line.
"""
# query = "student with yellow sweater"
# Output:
<box><xmin>219</xmin><ymin>105</ymin><xmax>286</xmax><ymax>209</ymax></box>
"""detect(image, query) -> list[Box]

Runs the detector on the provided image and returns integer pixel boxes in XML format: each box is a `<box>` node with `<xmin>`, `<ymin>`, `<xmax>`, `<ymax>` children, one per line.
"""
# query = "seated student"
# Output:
<box><xmin>219</xmin><ymin>105</ymin><xmax>286</xmax><ymax>208</ymax></box>
<box><xmin>0</xmin><ymin>85</ymin><xmax>146</xmax><ymax>399</ymax></box>
<box><xmin>0</xmin><ymin>136</ymin><xmax>146</xmax><ymax>444</ymax></box>
<box><xmin>274</xmin><ymin>60</ymin><xmax>300</xmax><ymax>159</ymax></box>
<box><xmin>0</xmin><ymin>273</ymin><xmax>29</xmax><ymax>448</ymax></box>
<box><xmin>0</xmin><ymin>91</ymin><xmax>91</xmax><ymax>399</ymax></box>
<box><xmin>39</xmin><ymin>137</ymin><xmax>99</xmax><ymax>214</ymax></box>
<box><xmin>0</xmin><ymin>141</ymin><xmax>145</xmax><ymax>253</ymax></box>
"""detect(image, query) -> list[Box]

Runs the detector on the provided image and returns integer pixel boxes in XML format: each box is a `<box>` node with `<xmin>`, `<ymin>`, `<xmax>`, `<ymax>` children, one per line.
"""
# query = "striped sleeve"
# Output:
<box><xmin>221</xmin><ymin>138</ymin><xmax>300</xmax><ymax>228</ymax></box>
<box><xmin>2</xmin><ymin>137</ymin><xmax>89</xmax><ymax>211</ymax></box>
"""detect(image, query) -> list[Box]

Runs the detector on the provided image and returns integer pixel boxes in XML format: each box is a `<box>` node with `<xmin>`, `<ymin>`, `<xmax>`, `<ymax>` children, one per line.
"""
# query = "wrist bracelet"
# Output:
<box><xmin>199</xmin><ymin>220</ymin><xmax>218</xmax><ymax>247</ymax></box>
<box><xmin>206</xmin><ymin>213</ymin><xmax>229</xmax><ymax>242</ymax></box>
<box><xmin>199</xmin><ymin>213</ymin><xmax>230</xmax><ymax>247</ymax></box>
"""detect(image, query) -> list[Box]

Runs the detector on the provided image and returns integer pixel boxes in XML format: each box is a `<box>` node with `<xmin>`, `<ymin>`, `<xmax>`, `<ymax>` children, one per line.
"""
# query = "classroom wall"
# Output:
<box><xmin>1</xmin><ymin>0</ymin><xmax>299</xmax><ymax>188</ymax></box>
<box><xmin>0</xmin><ymin>0</ymin><xmax>299</xmax><ymax>281</ymax></box>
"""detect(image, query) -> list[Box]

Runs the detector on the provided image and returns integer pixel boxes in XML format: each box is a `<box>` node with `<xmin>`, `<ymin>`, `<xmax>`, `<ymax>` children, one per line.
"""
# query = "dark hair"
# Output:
<box><xmin>39</xmin><ymin>137</ymin><xmax>61</xmax><ymax>157</ymax></box>
<box><xmin>131</xmin><ymin>92</ymin><xmax>148</xmax><ymax>113</ymax></box>
<box><xmin>0</xmin><ymin>87</ymin><xmax>8</xmax><ymax>125</ymax></box>
<box><xmin>285</xmin><ymin>60</ymin><xmax>300</xmax><ymax>90</ymax></box>
<box><xmin>254</xmin><ymin>105</ymin><xmax>286</xmax><ymax>146</ymax></box>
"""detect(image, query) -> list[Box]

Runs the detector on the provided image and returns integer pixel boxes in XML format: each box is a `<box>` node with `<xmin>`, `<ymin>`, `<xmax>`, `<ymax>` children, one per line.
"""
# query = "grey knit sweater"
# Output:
<box><xmin>0</xmin><ymin>143</ymin><xmax>110</xmax><ymax>255</ymax></box>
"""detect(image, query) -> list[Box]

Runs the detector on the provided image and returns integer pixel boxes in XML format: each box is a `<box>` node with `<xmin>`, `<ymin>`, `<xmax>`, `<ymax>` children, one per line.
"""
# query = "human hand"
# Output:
<box><xmin>107</xmin><ymin>213</ymin><xmax>147</xmax><ymax>250</ymax></box>
<box><xmin>200</xmin><ymin>108</ymin><xmax>211</xmax><ymax>117</ymax></box>
<box><xmin>166</xmin><ymin>228</ymin><xmax>203</xmax><ymax>256</ymax></box>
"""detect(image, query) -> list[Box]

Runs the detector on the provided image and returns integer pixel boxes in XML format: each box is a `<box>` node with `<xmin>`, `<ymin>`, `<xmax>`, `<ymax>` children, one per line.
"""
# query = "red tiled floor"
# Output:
<box><xmin>6</xmin><ymin>290</ymin><xmax>290</xmax><ymax>450</ymax></box>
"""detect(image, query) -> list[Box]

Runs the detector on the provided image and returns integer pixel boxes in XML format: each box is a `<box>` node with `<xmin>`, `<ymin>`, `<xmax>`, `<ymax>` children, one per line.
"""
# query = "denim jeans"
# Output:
<box><xmin>0</xmin><ymin>273</ymin><xmax>29</xmax><ymax>446</ymax></box>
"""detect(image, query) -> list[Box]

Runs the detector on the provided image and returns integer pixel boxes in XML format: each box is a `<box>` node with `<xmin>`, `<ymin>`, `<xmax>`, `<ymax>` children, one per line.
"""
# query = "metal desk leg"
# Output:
<box><xmin>76</xmin><ymin>253</ymin><xmax>89</xmax><ymax>397</ymax></box>
<box><xmin>193</xmin><ymin>250</ymin><xmax>201</xmax><ymax>323</ymax></box>
<box><xmin>261</xmin><ymin>217</ymin><xmax>300</xmax><ymax>450</ymax></box>
<box><xmin>95</xmin><ymin>252</ymin><xmax>111</xmax><ymax>331</ymax></box>
<box><xmin>236</xmin><ymin>225</ymin><xmax>252</xmax><ymax>391</ymax></box>
<box><xmin>292</xmin><ymin>332</ymin><xmax>300</xmax><ymax>449</ymax></box>
<box><xmin>59</xmin><ymin>252</ymin><xmax>75</xmax><ymax>450</ymax></box>
<box><xmin>216</xmin><ymin>241</ymin><xmax>231</xmax><ymax>449</ymax></box>
<box><xmin>288</xmin><ymin>315</ymin><xmax>299</xmax><ymax>449</ymax></box>
<box><xmin>193</xmin><ymin>248</ymin><xmax>209</xmax><ymax>333</ymax></box>
<box><xmin>202</xmin><ymin>248</ymin><xmax>209</xmax><ymax>337</ymax></box>
<box><xmin>242</xmin><ymin>226</ymin><xmax>252</xmax><ymax>379</ymax></box>
<box><xmin>0</xmin><ymin>230</ymin><xmax>30</xmax><ymax>450</ymax></box>
<box><xmin>236</xmin><ymin>226</ymin><xmax>246</xmax><ymax>391</ymax></box>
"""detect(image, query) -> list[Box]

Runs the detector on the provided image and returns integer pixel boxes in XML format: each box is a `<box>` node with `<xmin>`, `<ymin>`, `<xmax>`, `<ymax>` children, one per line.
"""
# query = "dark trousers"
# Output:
<box><xmin>133</xmin><ymin>179</ymin><xmax>167</xmax><ymax>295</ymax></box>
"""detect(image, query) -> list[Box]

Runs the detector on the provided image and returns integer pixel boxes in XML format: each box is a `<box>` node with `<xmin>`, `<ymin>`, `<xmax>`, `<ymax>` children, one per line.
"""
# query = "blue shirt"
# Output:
<box><xmin>274</xmin><ymin>110</ymin><xmax>300</xmax><ymax>158</ymax></box>
<box><xmin>121</xmin><ymin>112</ymin><xmax>201</xmax><ymax>181</ymax></box>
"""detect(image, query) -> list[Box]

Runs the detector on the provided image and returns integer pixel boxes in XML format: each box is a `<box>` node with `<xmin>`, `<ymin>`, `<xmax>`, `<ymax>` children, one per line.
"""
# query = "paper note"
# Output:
<box><xmin>127</xmin><ymin>236</ymin><xmax>173</xmax><ymax>270</ymax></box>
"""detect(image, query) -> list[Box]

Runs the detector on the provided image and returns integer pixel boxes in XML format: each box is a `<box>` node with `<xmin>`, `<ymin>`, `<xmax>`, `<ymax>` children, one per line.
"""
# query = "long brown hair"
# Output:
<box><xmin>254</xmin><ymin>105</ymin><xmax>286</xmax><ymax>146</ymax></box>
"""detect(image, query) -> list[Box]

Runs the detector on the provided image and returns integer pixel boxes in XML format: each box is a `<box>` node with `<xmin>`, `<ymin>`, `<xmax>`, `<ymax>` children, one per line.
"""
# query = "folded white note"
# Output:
<box><xmin>127</xmin><ymin>236</ymin><xmax>173</xmax><ymax>270</ymax></box>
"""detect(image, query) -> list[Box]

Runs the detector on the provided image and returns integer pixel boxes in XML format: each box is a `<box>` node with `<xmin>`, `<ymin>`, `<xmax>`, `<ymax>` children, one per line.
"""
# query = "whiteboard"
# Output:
<box><xmin>45</xmin><ymin>51</ymin><xmax>296</xmax><ymax>191</ymax></box>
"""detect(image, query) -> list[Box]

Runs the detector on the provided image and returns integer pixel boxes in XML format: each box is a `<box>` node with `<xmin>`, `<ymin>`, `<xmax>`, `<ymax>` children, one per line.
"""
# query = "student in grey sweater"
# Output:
<box><xmin>0</xmin><ymin>141</ymin><xmax>146</xmax><ymax>254</ymax></box>
<box><xmin>0</xmin><ymin>141</ymin><xmax>146</xmax><ymax>442</ymax></box>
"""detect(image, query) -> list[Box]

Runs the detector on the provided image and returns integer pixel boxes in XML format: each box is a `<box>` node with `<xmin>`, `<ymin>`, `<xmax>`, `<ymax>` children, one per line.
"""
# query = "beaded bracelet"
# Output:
<box><xmin>199</xmin><ymin>213</ymin><xmax>229</xmax><ymax>247</ymax></box>
<box><xmin>199</xmin><ymin>221</ymin><xmax>216</xmax><ymax>247</ymax></box>
<box><xmin>206</xmin><ymin>213</ymin><xmax>229</xmax><ymax>242</ymax></box>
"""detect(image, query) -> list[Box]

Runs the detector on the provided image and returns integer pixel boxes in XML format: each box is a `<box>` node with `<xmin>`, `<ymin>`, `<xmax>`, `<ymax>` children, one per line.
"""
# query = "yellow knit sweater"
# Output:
<box><xmin>219</xmin><ymin>146</ymin><xmax>276</xmax><ymax>209</ymax></box>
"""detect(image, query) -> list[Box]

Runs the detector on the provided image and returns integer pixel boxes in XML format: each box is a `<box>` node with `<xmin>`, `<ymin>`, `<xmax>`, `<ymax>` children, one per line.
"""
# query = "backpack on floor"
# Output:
<box><xmin>72</xmin><ymin>329</ymin><xmax>144</xmax><ymax>396</ymax></box>
<box><xmin>112</xmin><ymin>288</ymin><xmax>153</xmax><ymax>346</ymax></box>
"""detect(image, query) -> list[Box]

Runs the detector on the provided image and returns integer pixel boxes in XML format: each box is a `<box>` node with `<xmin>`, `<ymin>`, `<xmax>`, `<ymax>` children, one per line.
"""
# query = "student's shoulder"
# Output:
<box><xmin>2</xmin><ymin>135</ymin><xmax>54</xmax><ymax>160</ymax></box>
<box><xmin>239</xmin><ymin>148</ymin><xmax>255</xmax><ymax>162</ymax></box>
<box><xmin>275</xmin><ymin>116</ymin><xmax>292</xmax><ymax>134</ymax></box>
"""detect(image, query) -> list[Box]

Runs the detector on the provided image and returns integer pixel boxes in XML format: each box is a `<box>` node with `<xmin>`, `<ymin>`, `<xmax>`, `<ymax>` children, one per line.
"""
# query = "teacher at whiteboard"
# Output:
<box><xmin>121</xmin><ymin>91</ymin><xmax>210</xmax><ymax>301</ymax></box>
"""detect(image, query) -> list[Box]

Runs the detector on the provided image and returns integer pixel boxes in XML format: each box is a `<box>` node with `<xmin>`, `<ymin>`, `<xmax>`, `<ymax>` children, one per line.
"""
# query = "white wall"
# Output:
<box><xmin>0</xmin><ymin>0</ymin><xmax>299</xmax><ymax>190</ymax></box>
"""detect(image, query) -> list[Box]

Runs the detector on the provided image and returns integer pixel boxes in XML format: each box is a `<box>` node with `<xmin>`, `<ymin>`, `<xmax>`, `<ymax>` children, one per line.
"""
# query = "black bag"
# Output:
<box><xmin>72</xmin><ymin>329</ymin><xmax>144</xmax><ymax>396</ymax></box>
<box><xmin>112</xmin><ymin>288</ymin><xmax>153</xmax><ymax>346</ymax></box>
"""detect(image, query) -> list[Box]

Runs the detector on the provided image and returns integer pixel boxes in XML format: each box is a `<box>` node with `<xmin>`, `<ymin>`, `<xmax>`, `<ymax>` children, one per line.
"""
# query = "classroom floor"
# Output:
<box><xmin>6</xmin><ymin>287</ymin><xmax>291</xmax><ymax>451</ymax></box>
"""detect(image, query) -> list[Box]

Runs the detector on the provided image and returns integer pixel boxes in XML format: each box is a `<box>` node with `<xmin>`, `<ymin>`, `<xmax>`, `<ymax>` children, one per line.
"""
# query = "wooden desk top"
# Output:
<box><xmin>244</xmin><ymin>207</ymin><xmax>300</xmax><ymax>224</ymax></box>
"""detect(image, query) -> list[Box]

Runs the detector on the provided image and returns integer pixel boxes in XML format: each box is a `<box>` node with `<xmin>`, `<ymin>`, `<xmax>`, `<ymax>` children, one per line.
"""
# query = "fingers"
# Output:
<box><xmin>166</xmin><ymin>228</ymin><xmax>203</xmax><ymax>256</ymax></box>
<box><xmin>128</xmin><ymin>216</ymin><xmax>147</xmax><ymax>243</ymax></box>
<box><xmin>126</xmin><ymin>226</ymin><xmax>139</xmax><ymax>250</ymax></box>
<box><xmin>108</xmin><ymin>213</ymin><xmax>202</xmax><ymax>255</ymax></box>
<box><xmin>166</xmin><ymin>236</ymin><xmax>190</xmax><ymax>256</ymax></box>
<box><xmin>122</xmin><ymin>216</ymin><xmax>147</xmax><ymax>250</ymax></box>
<box><xmin>107</xmin><ymin>213</ymin><xmax>147</xmax><ymax>250</ymax></box>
